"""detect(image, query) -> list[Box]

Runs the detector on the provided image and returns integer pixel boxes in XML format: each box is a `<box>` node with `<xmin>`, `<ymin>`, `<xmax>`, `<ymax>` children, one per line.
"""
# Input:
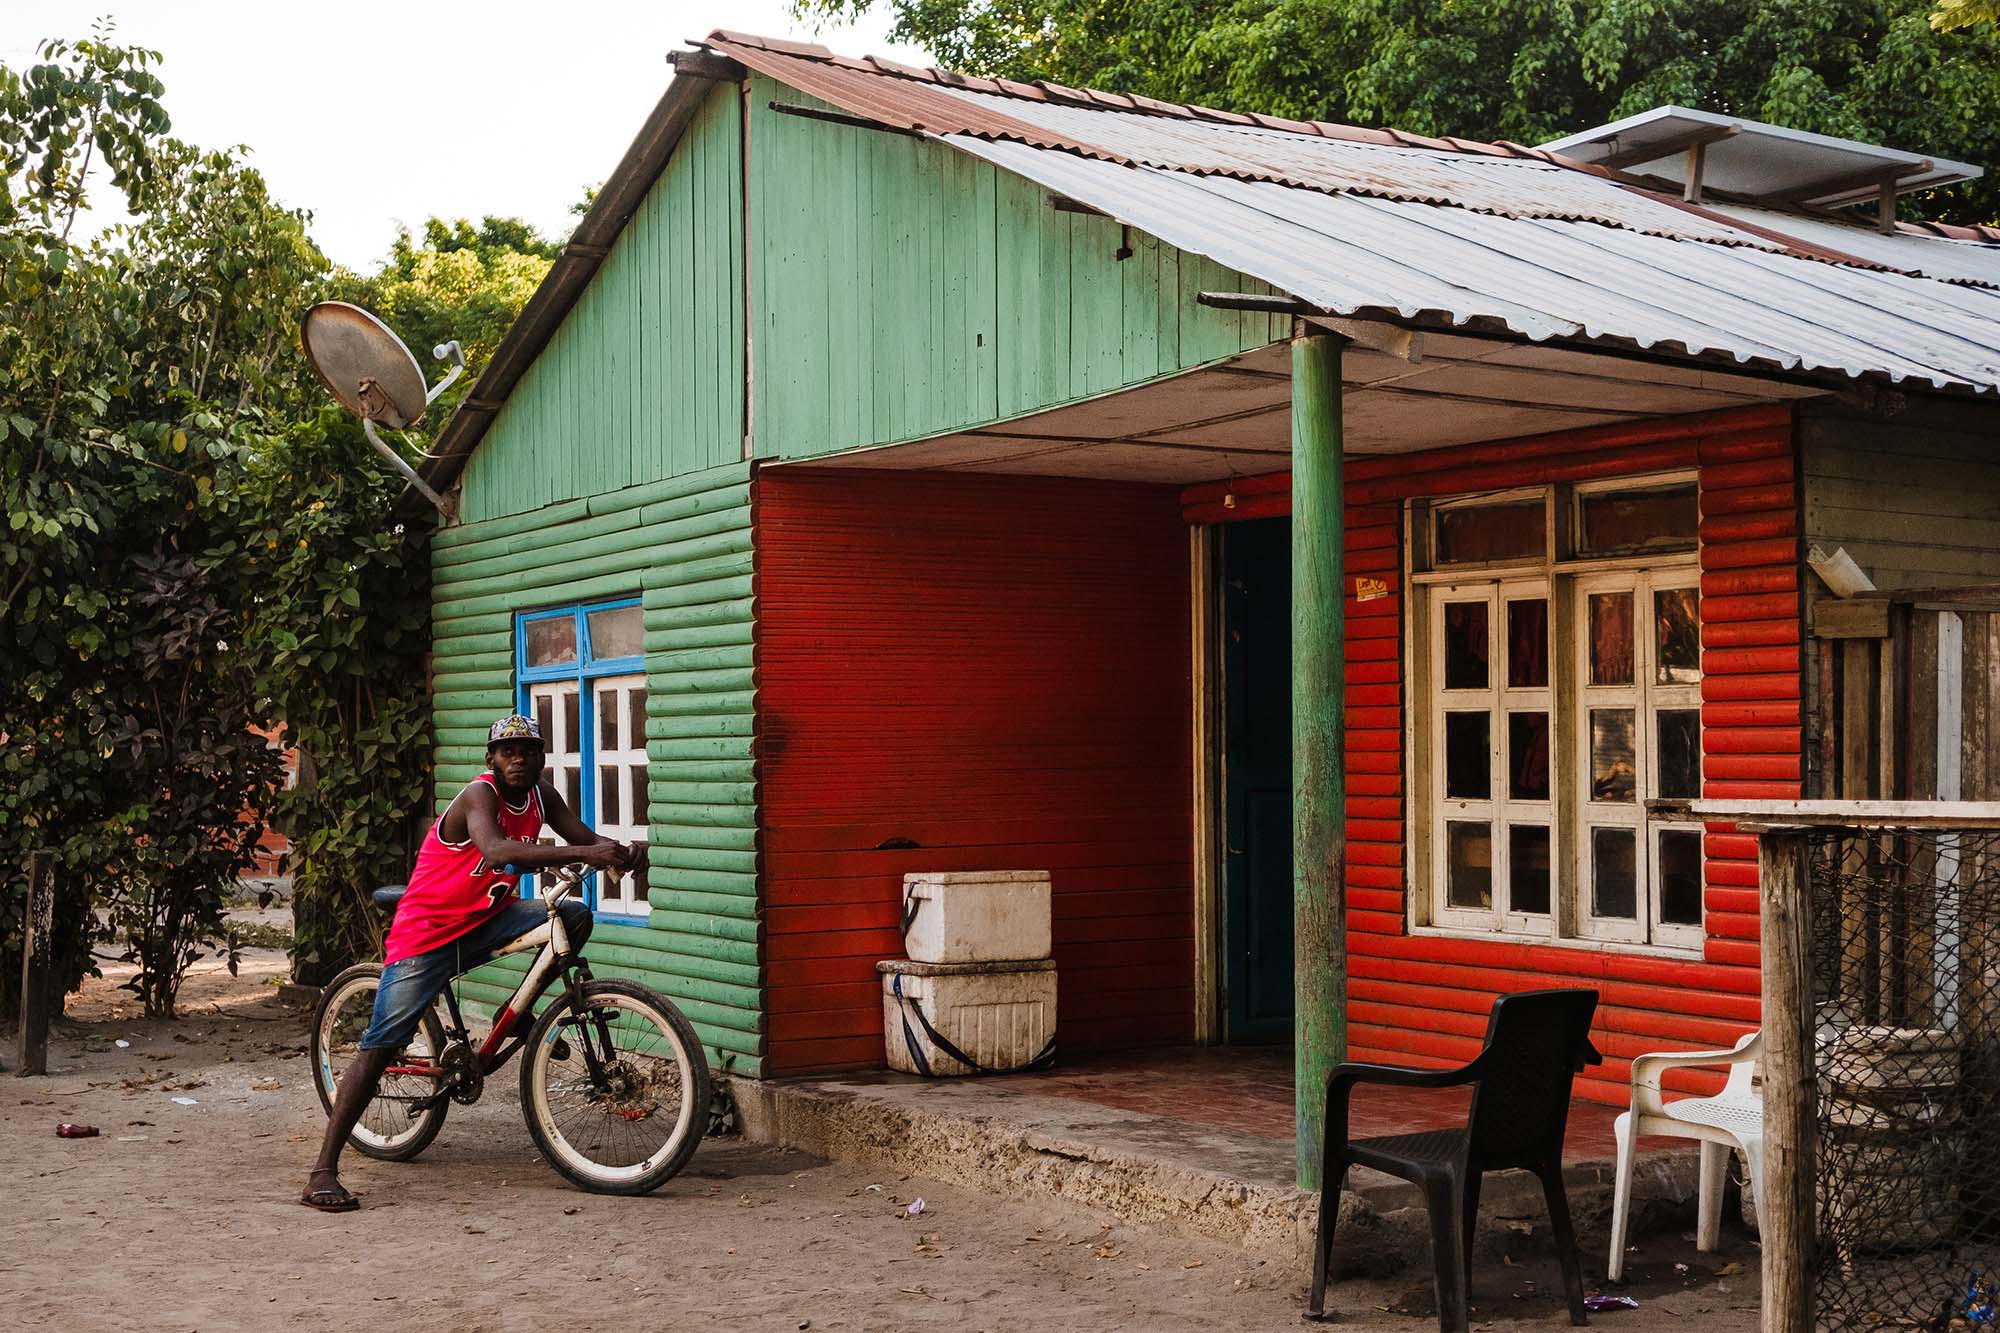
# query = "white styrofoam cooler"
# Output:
<box><xmin>879</xmin><ymin>958</ymin><xmax>1056</xmax><ymax>1077</ymax></box>
<box><xmin>900</xmin><ymin>869</ymin><xmax>1051</xmax><ymax>964</ymax></box>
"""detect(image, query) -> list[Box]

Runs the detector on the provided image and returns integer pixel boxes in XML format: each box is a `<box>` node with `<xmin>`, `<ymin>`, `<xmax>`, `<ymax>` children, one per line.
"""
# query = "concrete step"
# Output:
<box><xmin>732</xmin><ymin>1071</ymin><xmax>1710</xmax><ymax>1277</ymax></box>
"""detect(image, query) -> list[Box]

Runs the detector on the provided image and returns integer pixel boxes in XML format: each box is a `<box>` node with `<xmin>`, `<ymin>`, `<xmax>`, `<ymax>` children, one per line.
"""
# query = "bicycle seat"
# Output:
<box><xmin>371</xmin><ymin>885</ymin><xmax>407</xmax><ymax>910</ymax></box>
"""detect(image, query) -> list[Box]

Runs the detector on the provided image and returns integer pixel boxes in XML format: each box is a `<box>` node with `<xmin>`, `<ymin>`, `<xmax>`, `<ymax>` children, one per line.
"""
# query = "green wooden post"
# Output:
<box><xmin>1292</xmin><ymin>328</ymin><xmax>1347</xmax><ymax>1191</ymax></box>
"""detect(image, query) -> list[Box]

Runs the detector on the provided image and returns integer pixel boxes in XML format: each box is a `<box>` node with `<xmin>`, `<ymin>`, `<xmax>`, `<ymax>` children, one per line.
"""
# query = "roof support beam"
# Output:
<box><xmin>1772</xmin><ymin>157</ymin><xmax>1933</xmax><ymax>207</ymax></box>
<box><xmin>1594</xmin><ymin>122</ymin><xmax>1739</xmax><ymax>171</ymax></box>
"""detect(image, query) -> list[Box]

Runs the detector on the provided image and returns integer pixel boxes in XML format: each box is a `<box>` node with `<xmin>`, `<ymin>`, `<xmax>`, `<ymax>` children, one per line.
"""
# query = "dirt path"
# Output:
<box><xmin>1</xmin><ymin>945</ymin><xmax>1761</xmax><ymax>1331</ymax></box>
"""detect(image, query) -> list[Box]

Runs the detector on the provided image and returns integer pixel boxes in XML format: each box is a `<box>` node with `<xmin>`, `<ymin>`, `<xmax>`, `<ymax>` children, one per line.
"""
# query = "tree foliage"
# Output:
<box><xmin>799</xmin><ymin>0</ymin><xmax>2000</xmax><ymax>225</ymax></box>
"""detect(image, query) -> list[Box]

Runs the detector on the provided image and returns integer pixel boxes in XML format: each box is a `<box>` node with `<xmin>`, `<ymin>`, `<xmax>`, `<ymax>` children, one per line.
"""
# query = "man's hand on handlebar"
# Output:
<box><xmin>573</xmin><ymin>841</ymin><xmax>631</xmax><ymax>873</ymax></box>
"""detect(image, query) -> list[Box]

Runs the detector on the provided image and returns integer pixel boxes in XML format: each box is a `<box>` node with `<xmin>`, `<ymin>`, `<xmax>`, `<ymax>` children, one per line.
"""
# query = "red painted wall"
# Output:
<box><xmin>757</xmin><ymin>469</ymin><xmax>1194</xmax><ymax>1075</ymax></box>
<box><xmin>1183</xmin><ymin>404</ymin><xmax>1799</xmax><ymax>1105</ymax></box>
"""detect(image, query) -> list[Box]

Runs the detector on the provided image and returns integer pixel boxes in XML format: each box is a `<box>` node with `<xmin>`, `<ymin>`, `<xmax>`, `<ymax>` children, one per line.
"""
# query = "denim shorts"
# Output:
<box><xmin>358</xmin><ymin>897</ymin><xmax>594</xmax><ymax>1050</ymax></box>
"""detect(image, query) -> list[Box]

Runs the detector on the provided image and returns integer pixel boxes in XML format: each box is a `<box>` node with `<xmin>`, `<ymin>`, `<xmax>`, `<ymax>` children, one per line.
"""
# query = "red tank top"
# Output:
<box><xmin>383</xmin><ymin>773</ymin><xmax>545</xmax><ymax>964</ymax></box>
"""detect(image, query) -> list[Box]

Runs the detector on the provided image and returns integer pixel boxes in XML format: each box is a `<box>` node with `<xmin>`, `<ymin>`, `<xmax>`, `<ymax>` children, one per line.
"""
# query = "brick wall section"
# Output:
<box><xmin>757</xmin><ymin>469</ymin><xmax>1194</xmax><ymax>1074</ymax></box>
<box><xmin>1183</xmin><ymin>404</ymin><xmax>1799</xmax><ymax>1104</ymax></box>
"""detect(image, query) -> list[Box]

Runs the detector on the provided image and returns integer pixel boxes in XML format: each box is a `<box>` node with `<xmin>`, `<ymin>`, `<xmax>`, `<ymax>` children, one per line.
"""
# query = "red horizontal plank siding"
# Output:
<box><xmin>1181</xmin><ymin>405</ymin><xmax>1793</xmax><ymax>1101</ymax></box>
<box><xmin>759</xmin><ymin>469</ymin><xmax>1194</xmax><ymax>1075</ymax></box>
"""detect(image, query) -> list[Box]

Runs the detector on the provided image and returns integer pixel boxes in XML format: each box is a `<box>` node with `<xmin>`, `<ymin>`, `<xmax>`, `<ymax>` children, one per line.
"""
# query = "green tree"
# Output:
<box><xmin>799</xmin><ymin>0</ymin><xmax>2000</xmax><ymax>225</ymax></box>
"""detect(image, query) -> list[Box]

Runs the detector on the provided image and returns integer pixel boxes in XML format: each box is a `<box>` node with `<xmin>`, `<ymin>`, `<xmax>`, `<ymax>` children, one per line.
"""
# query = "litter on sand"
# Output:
<box><xmin>906</xmin><ymin>1198</ymin><xmax>926</xmax><ymax>1217</ymax></box>
<box><xmin>171</xmin><ymin>1096</ymin><xmax>198</xmax><ymax>1106</ymax></box>
<box><xmin>55</xmin><ymin>1123</ymin><xmax>99</xmax><ymax>1138</ymax></box>
<box><xmin>114</xmin><ymin>1040</ymin><xmax>130</xmax><ymax>1049</ymax></box>
<box><xmin>1583</xmin><ymin>1295</ymin><xmax>1641</xmax><ymax>1312</ymax></box>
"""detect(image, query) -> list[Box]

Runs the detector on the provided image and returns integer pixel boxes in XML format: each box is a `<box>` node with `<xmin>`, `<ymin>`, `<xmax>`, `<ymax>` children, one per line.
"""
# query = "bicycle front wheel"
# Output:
<box><xmin>520</xmin><ymin>978</ymin><xmax>709</xmax><ymax>1195</ymax></box>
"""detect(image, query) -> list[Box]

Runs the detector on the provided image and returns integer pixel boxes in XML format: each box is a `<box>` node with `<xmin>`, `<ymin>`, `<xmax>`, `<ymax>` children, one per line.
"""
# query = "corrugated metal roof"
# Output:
<box><xmin>1708</xmin><ymin>204</ymin><xmax>2000</xmax><ymax>287</ymax></box>
<box><xmin>702</xmin><ymin>32</ymin><xmax>2000</xmax><ymax>395</ymax></box>
<box><xmin>947</xmin><ymin>137</ymin><xmax>2000</xmax><ymax>393</ymax></box>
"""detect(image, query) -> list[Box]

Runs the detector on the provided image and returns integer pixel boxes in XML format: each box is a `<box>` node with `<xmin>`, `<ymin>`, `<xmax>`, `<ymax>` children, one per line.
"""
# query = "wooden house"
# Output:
<box><xmin>417</xmin><ymin>33</ymin><xmax>2000</xmax><ymax>1151</ymax></box>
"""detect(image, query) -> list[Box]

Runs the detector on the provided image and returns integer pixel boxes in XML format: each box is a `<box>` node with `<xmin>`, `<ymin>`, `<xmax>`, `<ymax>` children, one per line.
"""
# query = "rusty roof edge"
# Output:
<box><xmin>414</xmin><ymin>64</ymin><xmax>733</xmax><ymax>512</ymax></box>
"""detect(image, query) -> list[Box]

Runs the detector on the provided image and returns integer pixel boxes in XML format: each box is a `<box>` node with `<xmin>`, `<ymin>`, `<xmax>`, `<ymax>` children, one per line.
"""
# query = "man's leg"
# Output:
<box><xmin>302</xmin><ymin>952</ymin><xmax>449</xmax><ymax>1210</ymax></box>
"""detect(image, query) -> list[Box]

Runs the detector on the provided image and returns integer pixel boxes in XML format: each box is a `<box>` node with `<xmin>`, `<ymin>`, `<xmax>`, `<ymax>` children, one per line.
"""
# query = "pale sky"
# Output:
<box><xmin>2</xmin><ymin>1</ymin><xmax>932</xmax><ymax>271</ymax></box>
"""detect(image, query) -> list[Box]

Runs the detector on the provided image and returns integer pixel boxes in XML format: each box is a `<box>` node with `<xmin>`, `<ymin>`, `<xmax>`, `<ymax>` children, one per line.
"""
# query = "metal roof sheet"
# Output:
<box><xmin>946</xmin><ymin>136</ymin><xmax>2000</xmax><ymax>394</ymax></box>
<box><xmin>1707</xmin><ymin>204</ymin><xmax>2000</xmax><ymax>287</ymax></box>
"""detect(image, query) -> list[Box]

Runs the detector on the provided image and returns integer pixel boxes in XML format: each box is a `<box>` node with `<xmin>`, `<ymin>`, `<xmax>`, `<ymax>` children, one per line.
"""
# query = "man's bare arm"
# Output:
<box><xmin>461</xmin><ymin>782</ymin><xmax>624</xmax><ymax>872</ymax></box>
<box><xmin>536</xmin><ymin>782</ymin><xmax>637</xmax><ymax>873</ymax></box>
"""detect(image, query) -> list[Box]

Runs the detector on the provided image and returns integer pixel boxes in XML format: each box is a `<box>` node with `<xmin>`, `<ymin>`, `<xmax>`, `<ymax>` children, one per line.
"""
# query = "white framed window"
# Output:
<box><xmin>518</xmin><ymin>600</ymin><xmax>649</xmax><ymax>918</ymax></box>
<box><xmin>1411</xmin><ymin>476</ymin><xmax>1703</xmax><ymax>953</ymax></box>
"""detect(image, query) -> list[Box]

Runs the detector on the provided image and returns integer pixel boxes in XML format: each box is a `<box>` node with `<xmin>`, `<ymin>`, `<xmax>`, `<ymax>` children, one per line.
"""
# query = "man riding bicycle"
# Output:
<box><xmin>301</xmin><ymin>713</ymin><xmax>637</xmax><ymax>1212</ymax></box>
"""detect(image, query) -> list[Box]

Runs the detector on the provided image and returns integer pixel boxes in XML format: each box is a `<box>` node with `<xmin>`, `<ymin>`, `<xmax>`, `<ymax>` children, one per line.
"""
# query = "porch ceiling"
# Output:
<box><xmin>775</xmin><ymin>331</ymin><xmax>1826</xmax><ymax>484</ymax></box>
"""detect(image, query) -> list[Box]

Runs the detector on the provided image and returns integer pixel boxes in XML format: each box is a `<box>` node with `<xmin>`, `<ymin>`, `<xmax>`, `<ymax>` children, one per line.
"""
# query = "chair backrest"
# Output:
<box><xmin>1723</xmin><ymin>1030</ymin><xmax>1763</xmax><ymax>1098</ymax></box>
<box><xmin>1463</xmin><ymin>988</ymin><xmax>1601</xmax><ymax>1168</ymax></box>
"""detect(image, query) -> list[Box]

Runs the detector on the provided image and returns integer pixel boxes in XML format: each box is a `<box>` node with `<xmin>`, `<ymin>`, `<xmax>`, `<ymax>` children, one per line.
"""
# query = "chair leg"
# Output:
<box><xmin>1538</xmin><ymin>1164</ymin><xmax>1589</xmax><ymax>1327</ymax></box>
<box><xmin>1308</xmin><ymin>1160</ymin><xmax>1348</xmax><ymax>1318</ymax></box>
<box><xmin>1461</xmin><ymin>1169</ymin><xmax>1483</xmax><ymax>1294</ymax></box>
<box><xmin>1426</xmin><ymin>1174</ymin><xmax>1471</xmax><ymax>1333</ymax></box>
<box><xmin>1607</xmin><ymin>1111</ymin><xmax>1637</xmax><ymax>1283</ymax></box>
<box><xmin>1697</xmin><ymin>1139</ymin><xmax>1728</xmax><ymax>1253</ymax></box>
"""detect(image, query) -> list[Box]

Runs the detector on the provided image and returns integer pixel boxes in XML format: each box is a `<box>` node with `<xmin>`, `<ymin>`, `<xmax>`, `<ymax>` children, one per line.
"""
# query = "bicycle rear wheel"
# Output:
<box><xmin>520</xmin><ymin>978</ymin><xmax>709</xmax><ymax>1195</ymax></box>
<box><xmin>311</xmin><ymin>963</ymin><xmax>450</xmax><ymax>1161</ymax></box>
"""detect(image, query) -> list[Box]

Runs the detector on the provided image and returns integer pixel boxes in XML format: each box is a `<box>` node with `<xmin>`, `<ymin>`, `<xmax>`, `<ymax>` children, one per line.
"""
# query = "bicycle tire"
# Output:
<box><xmin>310</xmin><ymin>963</ymin><xmax>450</xmax><ymax>1162</ymax></box>
<box><xmin>519</xmin><ymin>978</ymin><xmax>710</xmax><ymax>1195</ymax></box>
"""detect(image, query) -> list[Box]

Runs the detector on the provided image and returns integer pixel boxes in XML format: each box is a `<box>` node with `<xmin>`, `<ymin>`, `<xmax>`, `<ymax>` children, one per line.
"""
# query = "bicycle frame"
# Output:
<box><xmin>381</xmin><ymin>871</ymin><xmax>615</xmax><ymax>1097</ymax></box>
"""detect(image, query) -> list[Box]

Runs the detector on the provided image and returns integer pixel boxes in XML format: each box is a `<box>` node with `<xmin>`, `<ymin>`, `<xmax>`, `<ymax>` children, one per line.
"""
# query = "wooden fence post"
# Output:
<box><xmin>17</xmin><ymin>850</ymin><xmax>53</xmax><ymax>1077</ymax></box>
<box><xmin>1760</xmin><ymin>828</ymin><xmax>1814</xmax><ymax>1333</ymax></box>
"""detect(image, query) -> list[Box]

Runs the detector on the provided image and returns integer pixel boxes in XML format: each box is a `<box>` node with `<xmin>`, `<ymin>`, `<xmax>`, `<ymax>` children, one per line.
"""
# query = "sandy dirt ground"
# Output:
<box><xmin>2</xmin><ymin>938</ymin><xmax>1763</xmax><ymax>1332</ymax></box>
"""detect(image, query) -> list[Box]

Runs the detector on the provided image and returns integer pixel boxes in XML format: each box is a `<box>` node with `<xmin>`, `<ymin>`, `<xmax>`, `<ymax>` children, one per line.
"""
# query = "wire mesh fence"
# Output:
<box><xmin>1805</xmin><ymin>825</ymin><xmax>2000</xmax><ymax>1330</ymax></box>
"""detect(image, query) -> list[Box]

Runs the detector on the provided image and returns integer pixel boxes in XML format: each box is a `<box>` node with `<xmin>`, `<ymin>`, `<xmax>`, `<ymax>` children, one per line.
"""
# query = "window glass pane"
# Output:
<box><xmin>1506</xmin><ymin>598</ymin><xmax>1548</xmax><ymax>688</ymax></box>
<box><xmin>1590</xmin><ymin>709</ymin><xmax>1637</xmax><ymax>802</ymax></box>
<box><xmin>1445</xmin><ymin>712</ymin><xmax>1490</xmax><ymax>800</ymax></box>
<box><xmin>1588</xmin><ymin>592</ymin><xmax>1633</xmax><ymax>685</ymax></box>
<box><xmin>1657</xmin><ymin>708</ymin><xmax>1701</xmax><ymax>800</ymax></box>
<box><xmin>628</xmin><ymin>764</ymin><xmax>648</xmax><ymax>821</ymax></box>
<box><xmin>1509</xmin><ymin>825</ymin><xmax>1551</xmax><ymax>915</ymax></box>
<box><xmin>1592</xmin><ymin>827</ymin><xmax>1638</xmax><ymax>919</ymax></box>
<box><xmin>1446</xmin><ymin>822</ymin><xmax>1493</xmax><ymax>909</ymax></box>
<box><xmin>1443</xmin><ymin>602</ymin><xmax>1488</xmax><ymax>690</ymax></box>
<box><xmin>586</xmin><ymin>605</ymin><xmax>643</xmax><ymax>662</ymax></box>
<box><xmin>555</xmin><ymin>767</ymin><xmax>573</xmax><ymax>805</ymax></box>
<box><xmin>563</xmin><ymin>692</ymin><xmax>581</xmax><ymax>754</ymax></box>
<box><xmin>1660</xmin><ymin>828</ymin><xmax>1704</xmax><ymax>926</ymax></box>
<box><xmin>1579</xmin><ymin>483</ymin><xmax>1698</xmax><ymax>555</ymax></box>
<box><xmin>1508</xmin><ymin>712</ymin><xmax>1551</xmax><ymax>800</ymax></box>
<box><xmin>1436</xmin><ymin>501</ymin><xmax>1545</xmax><ymax>564</ymax></box>
<box><xmin>1655</xmin><ymin>587</ymin><xmax>1701</xmax><ymax>684</ymax></box>
<box><xmin>534</xmin><ymin>695</ymin><xmax>553</xmax><ymax>747</ymax></box>
<box><xmin>627</xmin><ymin>689</ymin><xmax>646</xmax><ymax>746</ymax></box>
<box><xmin>600</xmin><ymin>765</ymin><xmax>619</xmax><ymax>825</ymax></box>
<box><xmin>524</xmin><ymin>615</ymin><xmax>578</xmax><ymax>667</ymax></box>
<box><xmin>598</xmin><ymin>687</ymin><xmax>618</xmax><ymax>750</ymax></box>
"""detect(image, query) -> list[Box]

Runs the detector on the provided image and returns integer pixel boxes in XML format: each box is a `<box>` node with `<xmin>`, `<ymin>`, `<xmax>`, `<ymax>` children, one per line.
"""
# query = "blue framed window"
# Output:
<box><xmin>515</xmin><ymin>598</ymin><xmax>648</xmax><ymax>916</ymax></box>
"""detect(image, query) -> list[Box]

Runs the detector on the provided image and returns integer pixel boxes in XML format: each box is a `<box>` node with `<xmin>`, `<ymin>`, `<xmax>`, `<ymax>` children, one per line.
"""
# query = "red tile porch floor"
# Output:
<box><xmin>1025</xmin><ymin>1045</ymin><xmax>1674</xmax><ymax>1163</ymax></box>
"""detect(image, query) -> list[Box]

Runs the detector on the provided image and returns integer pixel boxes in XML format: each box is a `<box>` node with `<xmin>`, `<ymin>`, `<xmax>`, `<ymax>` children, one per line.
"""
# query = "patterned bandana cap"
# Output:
<box><xmin>486</xmin><ymin>714</ymin><xmax>544</xmax><ymax>747</ymax></box>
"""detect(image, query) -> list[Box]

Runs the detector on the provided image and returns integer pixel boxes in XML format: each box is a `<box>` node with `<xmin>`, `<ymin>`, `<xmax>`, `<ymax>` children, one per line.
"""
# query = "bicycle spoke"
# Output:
<box><xmin>536</xmin><ymin>996</ymin><xmax>692</xmax><ymax>1172</ymax></box>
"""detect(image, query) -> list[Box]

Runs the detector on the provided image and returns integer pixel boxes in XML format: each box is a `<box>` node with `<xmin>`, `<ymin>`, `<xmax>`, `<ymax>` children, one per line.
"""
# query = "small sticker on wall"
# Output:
<box><xmin>1353</xmin><ymin>576</ymin><xmax>1390</xmax><ymax>602</ymax></box>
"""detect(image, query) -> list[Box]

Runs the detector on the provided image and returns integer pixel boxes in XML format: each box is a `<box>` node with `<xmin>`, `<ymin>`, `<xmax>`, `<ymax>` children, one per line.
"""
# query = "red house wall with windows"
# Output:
<box><xmin>756</xmin><ymin>469</ymin><xmax>1195</xmax><ymax>1075</ymax></box>
<box><xmin>1183</xmin><ymin>403</ymin><xmax>1799</xmax><ymax>1105</ymax></box>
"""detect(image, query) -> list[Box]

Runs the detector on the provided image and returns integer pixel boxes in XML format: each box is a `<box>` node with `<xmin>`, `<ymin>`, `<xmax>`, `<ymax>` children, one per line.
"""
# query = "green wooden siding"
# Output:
<box><xmin>748</xmin><ymin>76</ymin><xmax>1290</xmax><ymax>462</ymax></box>
<box><xmin>458</xmin><ymin>87</ymin><xmax>745</xmax><ymax>525</ymax></box>
<box><xmin>430</xmin><ymin>461</ymin><xmax>763</xmax><ymax>1077</ymax></box>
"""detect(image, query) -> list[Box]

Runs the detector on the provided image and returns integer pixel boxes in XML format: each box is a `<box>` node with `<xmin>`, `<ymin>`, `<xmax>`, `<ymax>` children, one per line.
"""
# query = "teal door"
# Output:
<box><xmin>1222</xmin><ymin>518</ymin><xmax>1294</xmax><ymax>1043</ymax></box>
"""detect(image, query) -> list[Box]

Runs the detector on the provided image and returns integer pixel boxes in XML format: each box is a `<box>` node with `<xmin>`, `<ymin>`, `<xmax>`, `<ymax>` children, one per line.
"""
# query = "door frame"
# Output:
<box><xmin>1191</xmin><ymin>524</ymin><xmax>1222</xmax><ymax>1044</ymax></box>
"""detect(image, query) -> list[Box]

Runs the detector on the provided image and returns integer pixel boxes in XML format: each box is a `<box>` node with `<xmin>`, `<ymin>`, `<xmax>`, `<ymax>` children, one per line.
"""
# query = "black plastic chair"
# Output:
<box><xmin>1307</xmin><ymin>988</ymin><xmax>1603</xmax><ymax>1332</ymax></box>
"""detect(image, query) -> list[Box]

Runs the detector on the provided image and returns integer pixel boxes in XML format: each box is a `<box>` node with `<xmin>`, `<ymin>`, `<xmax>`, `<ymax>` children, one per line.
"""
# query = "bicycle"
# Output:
<box><xmin>309</xmin><ymin>863</ymin><xmax>710</xmax><ymax>1195</ymax></box>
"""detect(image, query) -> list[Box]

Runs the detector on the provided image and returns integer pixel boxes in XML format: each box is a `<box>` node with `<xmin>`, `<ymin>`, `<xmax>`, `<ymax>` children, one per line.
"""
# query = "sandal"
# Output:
<box><xmin>299</xmin><ymin>1184</ymin><xmax>360</xmax><ymax>1213</ymax></box>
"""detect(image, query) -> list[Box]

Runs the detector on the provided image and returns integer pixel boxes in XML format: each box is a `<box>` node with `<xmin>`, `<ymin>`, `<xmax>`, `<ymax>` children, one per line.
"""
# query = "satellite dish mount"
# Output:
<box><xmin>300</xmin><ymin>301</ymin><xmax>465</xmax><ymax>517</ymax></box>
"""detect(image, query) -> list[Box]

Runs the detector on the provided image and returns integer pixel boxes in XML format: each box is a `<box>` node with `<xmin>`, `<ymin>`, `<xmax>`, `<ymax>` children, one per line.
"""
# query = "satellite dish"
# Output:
<box><xmin>299</xmin><ymin>301</ymin><xmax>467</xmax><ymax>515</ymax></box>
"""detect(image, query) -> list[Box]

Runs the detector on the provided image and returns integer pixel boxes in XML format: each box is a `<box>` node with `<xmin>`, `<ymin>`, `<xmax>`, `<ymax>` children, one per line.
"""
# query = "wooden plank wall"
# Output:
<box><xmin>747</xmin><ymin>77</ymin><xmax>1292</xmax><ymax>464</ymax></box>
<box><xmin>457</xmin><ymin>87</ymin><xmax>745</xmax><ymax>525</ymax></box>
<box><xmin>430</xmin><ymin>462</ymin><xmax>765</xmax><ymax>1076</ymax></box>
<box><xmin>755</xmin><ymin>468</ymin><xmax>1194</xmax><ymax>1074</ymax></box>
<box><xmin>1799</xmin><ymin>397</ymin><xmax>2000</xmax><ymax>592</ymax></box>
<box><xmin>1182</xmin><ymin>404</ymin><xmax>1798</xmax><ymax>1104</ymax></box>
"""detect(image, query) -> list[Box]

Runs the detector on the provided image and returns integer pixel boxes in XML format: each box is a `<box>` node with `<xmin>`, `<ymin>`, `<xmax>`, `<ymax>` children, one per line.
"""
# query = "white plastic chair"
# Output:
<box><xmin>1607</xmin><ymin>1030</ymin><xmax>1762</xmax><ymax>1282</ymax></box>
